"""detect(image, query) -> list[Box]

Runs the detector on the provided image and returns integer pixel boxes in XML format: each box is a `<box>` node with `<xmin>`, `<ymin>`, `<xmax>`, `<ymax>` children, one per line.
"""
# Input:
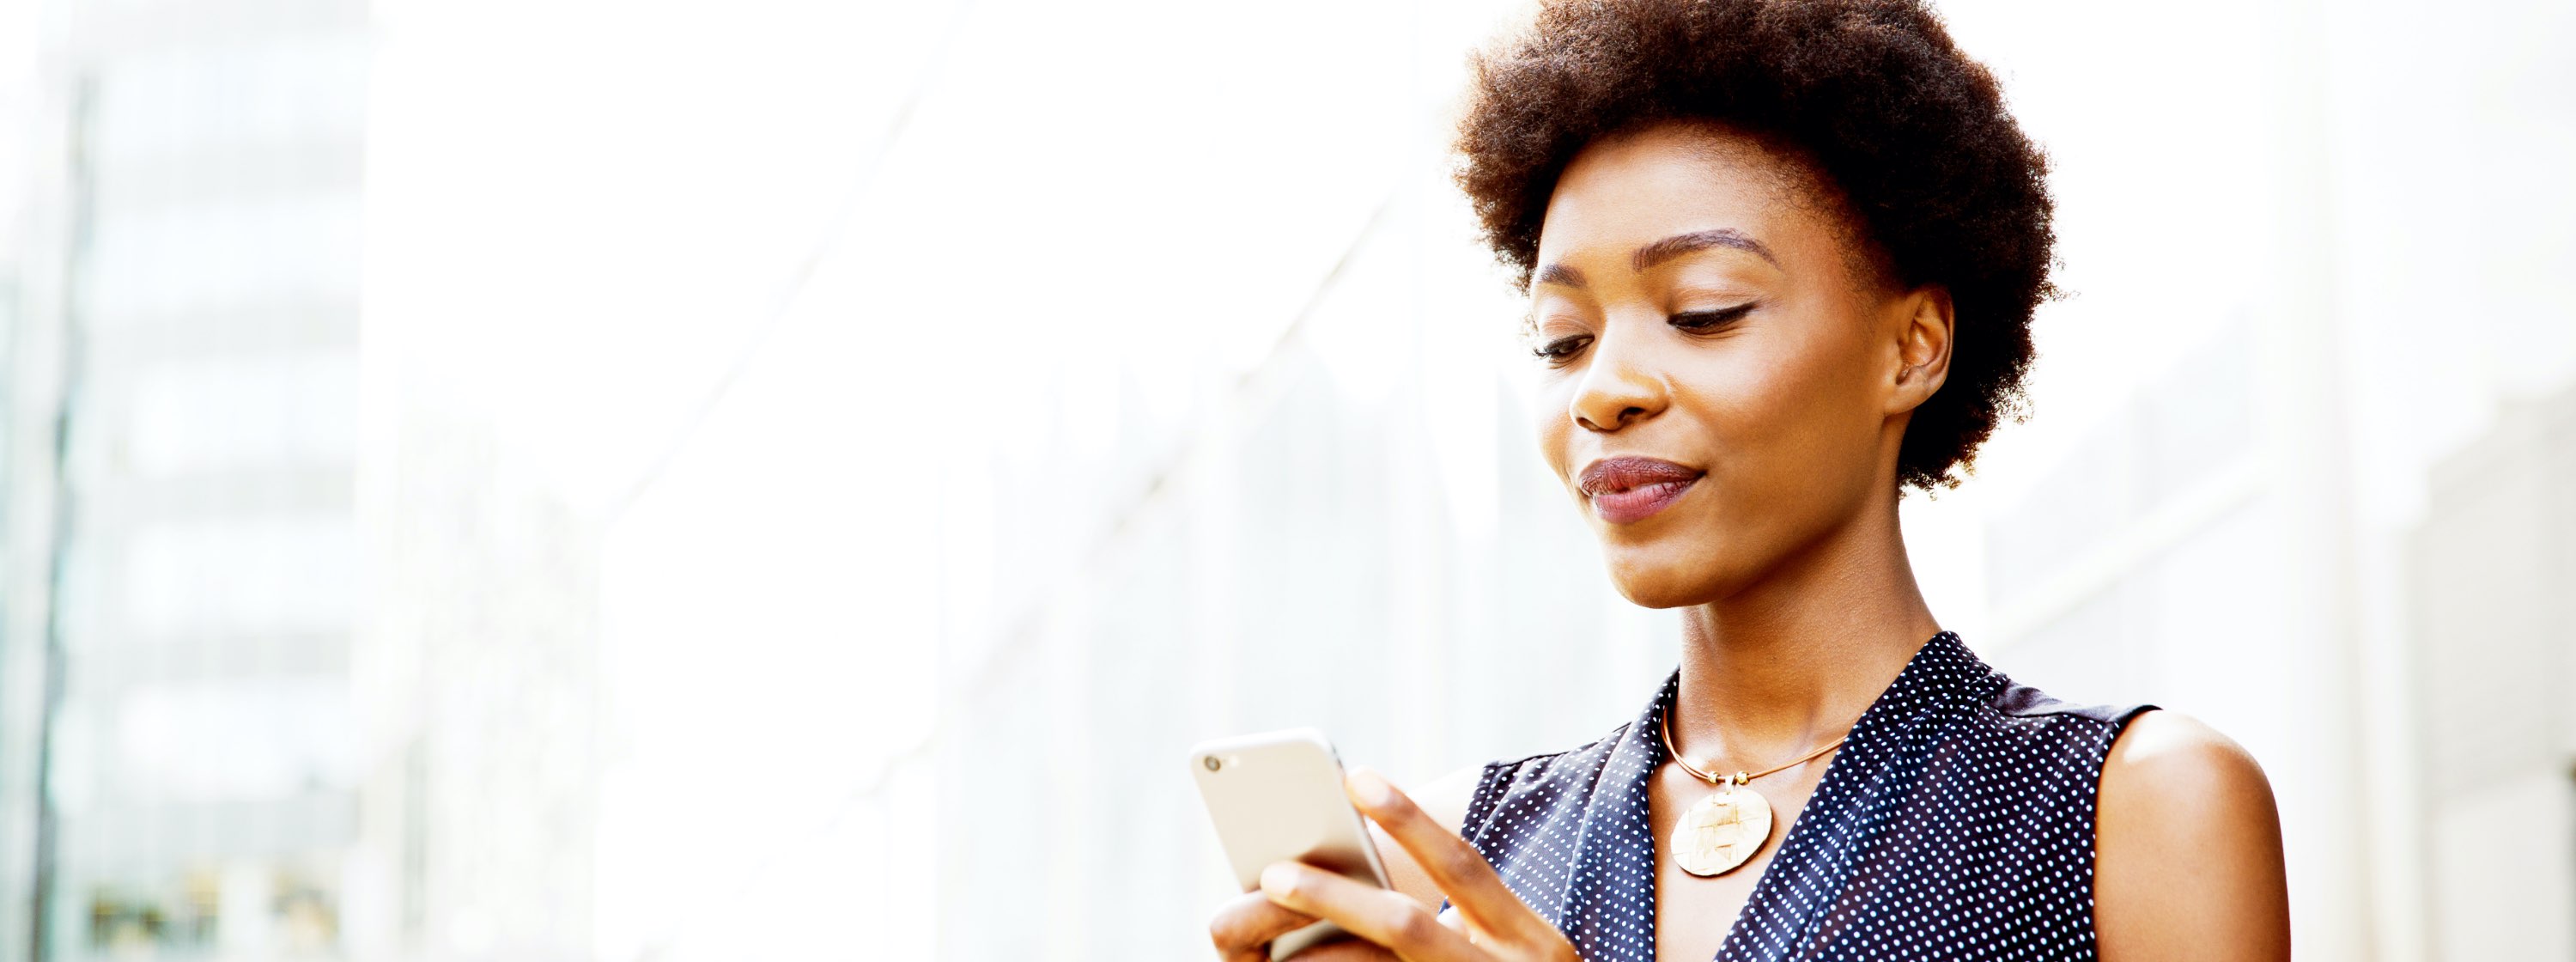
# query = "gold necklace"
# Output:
<box><xmin>1657</xmin><ymin>709</ymin><xmax>1848</xmax><ymax>877</ymax></box>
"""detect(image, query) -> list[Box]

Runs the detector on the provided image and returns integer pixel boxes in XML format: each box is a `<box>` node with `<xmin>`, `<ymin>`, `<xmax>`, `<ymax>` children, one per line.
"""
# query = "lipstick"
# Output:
<box><xmin>1577</xmin><ymin>456</ymin><xmax>1703</xmax><ymax>525</ymax></box>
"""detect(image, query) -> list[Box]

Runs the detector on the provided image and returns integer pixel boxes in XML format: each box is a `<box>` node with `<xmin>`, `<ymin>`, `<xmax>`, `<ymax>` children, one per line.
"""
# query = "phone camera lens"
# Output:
<box><xmin>1203</xmin><ymin>756</ymin><xmax>1222</xmax><ymax>772</ymax></box>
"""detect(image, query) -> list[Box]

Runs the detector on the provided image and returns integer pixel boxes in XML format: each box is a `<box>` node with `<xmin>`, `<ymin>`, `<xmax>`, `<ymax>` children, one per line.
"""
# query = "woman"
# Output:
<box><xmin>1209</xmin><ymin>0</ymin><xmax>2291</xmax><ymax>959</ymax></box>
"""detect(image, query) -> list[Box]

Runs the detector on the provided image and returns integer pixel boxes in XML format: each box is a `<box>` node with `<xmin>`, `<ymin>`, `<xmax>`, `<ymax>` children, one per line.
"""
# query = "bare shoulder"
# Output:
<box><xmin>2100</xmin><ymin>710</ymin><xmax>2276</xmax><ymax>817</ymax></box>
<box><xmin>2093</xmin><ymin>709</ymin><xmax>2290</xmax><ymax>960</ymax></box>
<box><xmin>1373</xmin><ymin>763</ymin><xmax>1487</xmax><ymax>910</ymax></box>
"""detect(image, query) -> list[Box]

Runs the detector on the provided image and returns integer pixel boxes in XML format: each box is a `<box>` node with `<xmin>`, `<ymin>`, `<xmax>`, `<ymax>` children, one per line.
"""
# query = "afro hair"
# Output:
<box><xmin>1455</xmin><ymin>0</ymin><xmax>2059</xmax><ymax>490</ymax></box>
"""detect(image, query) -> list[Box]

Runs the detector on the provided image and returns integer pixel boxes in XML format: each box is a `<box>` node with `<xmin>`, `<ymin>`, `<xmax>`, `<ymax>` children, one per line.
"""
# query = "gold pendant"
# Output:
<box><xmin>1670</xmin><ymin>782</ymin><xmax>1773</xmax><ymax>877</ymax></box>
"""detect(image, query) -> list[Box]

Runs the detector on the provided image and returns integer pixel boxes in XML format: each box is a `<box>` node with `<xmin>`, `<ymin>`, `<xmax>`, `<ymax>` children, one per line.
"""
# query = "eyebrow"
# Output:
<box><xmin>1531</xmin><ymin>228</ymin><xmax>1778</xmax><ymax>289</ymax></box>
<box><xmin>1632</xmin><ymin>228</ymin><xmax>1778</xmax><ymax>271</ymax></box>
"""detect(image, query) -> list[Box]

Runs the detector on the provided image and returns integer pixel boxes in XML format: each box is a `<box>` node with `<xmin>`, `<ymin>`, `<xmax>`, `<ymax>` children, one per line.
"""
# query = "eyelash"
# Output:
<box><xmin>1530</xmin><ymin>303</ymin><xmax>1758</xmax><ymax>364</ymax></box>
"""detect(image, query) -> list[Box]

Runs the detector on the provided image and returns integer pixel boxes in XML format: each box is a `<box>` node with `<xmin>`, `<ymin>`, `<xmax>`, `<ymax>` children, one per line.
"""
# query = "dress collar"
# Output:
<box><xmin>1557</xmin><ymin>630</ymin><xmax>1997</xmax><ymax>960</ymax></box>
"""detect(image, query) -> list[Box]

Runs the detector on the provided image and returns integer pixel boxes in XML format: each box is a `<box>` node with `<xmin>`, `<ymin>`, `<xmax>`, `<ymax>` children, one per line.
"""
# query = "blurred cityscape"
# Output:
<box><xmin>0</xmin><ymin>0</ymin><xmax>2568</xmax><ymax>959</ymax></box>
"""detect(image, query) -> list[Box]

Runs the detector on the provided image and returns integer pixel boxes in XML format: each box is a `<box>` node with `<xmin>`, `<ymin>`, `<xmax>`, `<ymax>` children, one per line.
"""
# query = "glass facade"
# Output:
<box><xmin>0</xmin><ymin>0</ymin><xmax>371</xmax><ymax>957</ymax></box>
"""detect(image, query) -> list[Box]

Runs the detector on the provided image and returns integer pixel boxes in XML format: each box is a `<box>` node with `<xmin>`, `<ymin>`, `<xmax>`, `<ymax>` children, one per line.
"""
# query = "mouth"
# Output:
<box><xmin>1577</xmin><ymin>456</ymin><xmax>1704</xmax><ymax>525</ymax></box>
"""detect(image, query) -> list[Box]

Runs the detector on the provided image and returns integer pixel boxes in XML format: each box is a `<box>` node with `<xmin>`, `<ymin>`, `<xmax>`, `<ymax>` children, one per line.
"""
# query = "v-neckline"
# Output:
<box><xmin>1607</xmin><ymin>632</ymin><xmax>1981</xmax><ymax>961</ymax></box>
<box><xmin>1640</xmin><ymin>673</ymin><xmax>1849</xmax><ymax>960</ymax></box>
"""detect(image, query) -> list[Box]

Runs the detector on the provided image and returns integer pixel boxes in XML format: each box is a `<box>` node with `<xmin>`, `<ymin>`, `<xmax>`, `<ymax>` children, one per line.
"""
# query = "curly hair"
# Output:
<box><xmin>1455</xmin><ymin>0</ymin><xmax>2057</xmax><ymax>491</ymax></box>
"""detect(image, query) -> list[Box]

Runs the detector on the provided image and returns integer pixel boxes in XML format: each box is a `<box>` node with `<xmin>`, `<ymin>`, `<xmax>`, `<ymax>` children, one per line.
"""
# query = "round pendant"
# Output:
<box><xmin>1670</xmin><ymin>784</ymin><xmax>1774</xmax><ymax>877</ymax></box>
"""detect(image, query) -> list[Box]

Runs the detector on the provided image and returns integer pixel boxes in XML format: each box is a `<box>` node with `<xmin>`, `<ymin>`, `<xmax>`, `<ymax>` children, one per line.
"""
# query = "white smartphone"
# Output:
<box><xmin>1188</xmin><ymin>728</ymin><xmax>1394</xmax><ymax>960</ymax></box>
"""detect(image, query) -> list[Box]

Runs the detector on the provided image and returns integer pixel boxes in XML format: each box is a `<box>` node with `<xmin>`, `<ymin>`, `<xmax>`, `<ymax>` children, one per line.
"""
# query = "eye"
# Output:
<box><xmin>1531</xmin><ymin>333</ymin><xmax>1593</xmax><ymax>364</ymax></box>
<box><xmin>1671</xmin><ymin>302</ymin><xmax>1758</xmax><ymax>331</ymax></box>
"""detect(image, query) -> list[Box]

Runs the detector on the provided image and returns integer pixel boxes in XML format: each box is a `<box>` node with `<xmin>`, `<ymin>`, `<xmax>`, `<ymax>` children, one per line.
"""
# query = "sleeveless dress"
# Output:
<box><xmin>1455</xmin><ymin>631</ymin><xmax>2154</xmax><ymax>961</ymax></box>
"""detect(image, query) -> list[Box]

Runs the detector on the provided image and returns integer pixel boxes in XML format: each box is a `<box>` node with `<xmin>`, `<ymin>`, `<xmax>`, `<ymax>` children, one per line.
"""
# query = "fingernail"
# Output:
<box><xmin>1347</xmin><ymin>767</ymin><xmax>1394</xmax><ymax>808</ymax></box>
<box><xmin>1259</xmin><ymin>862</ymin><xmax>1302</xmax><ymax>900</ymax></box>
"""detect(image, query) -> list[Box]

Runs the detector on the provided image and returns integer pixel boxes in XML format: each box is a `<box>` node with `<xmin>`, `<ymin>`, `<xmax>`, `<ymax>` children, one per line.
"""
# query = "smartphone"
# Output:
<box><xmin>1188</xmin><ymin>728</ymin><xmax>1394</xmax><ymax>960</ymax></box>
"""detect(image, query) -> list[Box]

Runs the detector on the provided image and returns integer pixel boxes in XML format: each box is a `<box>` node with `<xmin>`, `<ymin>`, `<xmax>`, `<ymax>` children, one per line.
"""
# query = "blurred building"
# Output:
<box><xmin>0</xmin><ymin>0</ymin><xmax>2568</xmax><ymax>961</ymax></box>
<box><xmin>2406</xmin><ymin>384</ymin><xmax>2576</xmax><ymax>959</ymax></box>
<box><xmin>0</xmin><ymin>0</ymin><xmax>372</xmax><ymax>958</ymax></box>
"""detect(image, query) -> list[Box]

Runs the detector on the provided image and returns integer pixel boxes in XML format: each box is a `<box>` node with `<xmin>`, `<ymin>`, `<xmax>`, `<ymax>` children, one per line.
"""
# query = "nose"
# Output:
<box><xmin>1568</xmin><ymin>326</ymin><xmax>1669</xmax><ymax>432</ymax></box>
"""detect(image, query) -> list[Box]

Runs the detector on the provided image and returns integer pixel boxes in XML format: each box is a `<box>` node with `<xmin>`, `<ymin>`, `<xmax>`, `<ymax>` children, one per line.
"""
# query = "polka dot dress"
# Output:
<box><xmin>1454</xmin><ymin>631</ymin><xmax>2154</xmax><ymax>961</ymax></box>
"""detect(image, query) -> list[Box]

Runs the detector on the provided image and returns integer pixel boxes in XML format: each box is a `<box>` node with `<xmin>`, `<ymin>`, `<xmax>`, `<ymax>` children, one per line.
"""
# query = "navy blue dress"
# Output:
<box><xmin>1455</xmin><ymin>631</ymin><xmax>2154</xmax><ymax>961</ymax></box>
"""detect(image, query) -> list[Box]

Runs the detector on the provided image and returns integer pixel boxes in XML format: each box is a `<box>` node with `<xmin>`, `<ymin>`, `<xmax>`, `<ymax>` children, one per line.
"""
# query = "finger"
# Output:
<box><xmin>1211</xmin><ymin>889</ymin><xmax>1318</xmax><ymax>962</ymax></box>
<box><xmin>1260</xmin><ymin>862</ymin><xmax>1476</xmax><ymax>962</ymax></box>
<box><xmin>1345</xmin><ymin>768</ymin><xmax>1551</xmax><ymax>946</ymax></box>
<box><xmin>1437</xmin><ymin>904</ymin><xmax>1467</xmax><ymax>935</ymax></box>
<box><xmin>1287</xmin><ymin>940</ymin><xmax>1396</xmax><ymax>961</ymax></box>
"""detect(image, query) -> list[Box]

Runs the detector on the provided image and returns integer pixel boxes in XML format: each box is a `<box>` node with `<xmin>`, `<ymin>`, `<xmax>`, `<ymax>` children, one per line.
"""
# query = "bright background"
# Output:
<box><xmin>0</xmin><ymin>0</ymin><xmax>2570</xmax><ymax>959</ymax></box>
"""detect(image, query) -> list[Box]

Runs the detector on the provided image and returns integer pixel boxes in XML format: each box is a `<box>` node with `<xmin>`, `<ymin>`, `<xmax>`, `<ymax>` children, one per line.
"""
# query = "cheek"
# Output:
<box><xmin>1678</xmin><ymin>326</ymin><xmax>1877</xmax><ymax>470</ymax></box>
<box><xmin>1532</xmin><ymin>382</ymin><xmax>1576</xmax><ymax>472</ymax></box>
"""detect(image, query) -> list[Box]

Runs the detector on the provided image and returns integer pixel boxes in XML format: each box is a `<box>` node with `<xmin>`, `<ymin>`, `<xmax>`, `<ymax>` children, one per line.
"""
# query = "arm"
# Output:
<box><xmin>2093</xmin><ymin>709</ymin><xmax>2292</xmax><ymax>961</ymax></box>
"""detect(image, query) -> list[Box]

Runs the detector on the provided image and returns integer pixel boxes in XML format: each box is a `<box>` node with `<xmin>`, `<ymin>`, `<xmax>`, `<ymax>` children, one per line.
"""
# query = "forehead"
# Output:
<box><xmin>1535</xmin><ymin>121</ymin><xmax>1849</xmax><ymax>273</ymax></box>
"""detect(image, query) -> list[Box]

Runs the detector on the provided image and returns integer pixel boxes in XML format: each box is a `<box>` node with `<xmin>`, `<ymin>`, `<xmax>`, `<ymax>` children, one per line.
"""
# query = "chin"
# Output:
<box><xmin>1599</xmin><ymin>545</ymin><xmax>1740</xmax><ymax>609</ymax></box>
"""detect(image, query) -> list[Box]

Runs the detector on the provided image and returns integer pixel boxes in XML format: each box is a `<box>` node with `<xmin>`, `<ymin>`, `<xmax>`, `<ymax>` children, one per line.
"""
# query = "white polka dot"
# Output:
<box><xmin>1445</xmin><ymin>631</ymin><xmax>2153</xmax><ymax>960</ymax></box>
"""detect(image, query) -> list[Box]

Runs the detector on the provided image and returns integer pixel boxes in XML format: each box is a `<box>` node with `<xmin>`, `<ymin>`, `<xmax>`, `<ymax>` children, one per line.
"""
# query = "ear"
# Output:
<box><xmin>1886</xmin><ymin>286</ymin><xmax>1954</xmax><ymax>416</ymax></box>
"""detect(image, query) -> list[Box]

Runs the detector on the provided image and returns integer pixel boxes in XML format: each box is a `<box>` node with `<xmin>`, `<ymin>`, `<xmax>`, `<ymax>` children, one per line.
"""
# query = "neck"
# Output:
<box><xmin>1670</xmin><ymin>492</ymin><xmax>1941</xmax><ymax>768</ymax></box>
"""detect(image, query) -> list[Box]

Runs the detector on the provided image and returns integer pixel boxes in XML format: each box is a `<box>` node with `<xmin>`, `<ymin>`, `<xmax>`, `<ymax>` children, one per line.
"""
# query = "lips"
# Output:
<box><xmin>1577</xmin><ymin>456</ymin><xmax>1704</xmax><ymax>524</ymax></box>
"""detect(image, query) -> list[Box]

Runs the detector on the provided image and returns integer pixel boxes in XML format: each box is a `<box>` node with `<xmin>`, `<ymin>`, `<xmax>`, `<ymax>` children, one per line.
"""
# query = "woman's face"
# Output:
<box><xmin>1529</xmin><ymin>120</ymin><xmax>1950</xmax><ymax>609</ymax></box>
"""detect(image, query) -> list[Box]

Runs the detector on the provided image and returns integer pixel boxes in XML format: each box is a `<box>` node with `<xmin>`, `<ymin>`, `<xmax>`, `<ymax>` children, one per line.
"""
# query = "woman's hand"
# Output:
<box><xmin>1207</xmin><ymin>767</ymin><xmax>1580</xmax><ymax>962</ymax></box>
